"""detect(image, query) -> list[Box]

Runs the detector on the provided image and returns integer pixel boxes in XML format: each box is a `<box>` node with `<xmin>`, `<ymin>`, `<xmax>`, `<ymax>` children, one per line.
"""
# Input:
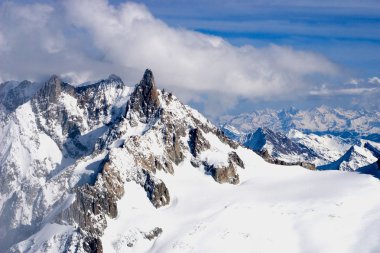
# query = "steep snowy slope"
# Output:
<box><xmin>2</xmin><ymin>70</ymin><xmax>380</xmax><ymax>253</ymax></box>
<box><xmin>242</xmin><ymin>127</ymin><xmax>321</xmax><ymax>165</ymax></box>
<box><xmin>287</xmin><ymin>129</ymin><xmax>355</xmax><ymax>164</ymax></box>
<box><xmin>318</xmin><ymin>142</ymin><xmax>380</xmax><ymax>171</ymax></box>
<box><xmin>0</xmin><ymin>74</ymin><xmax>130</xmax><ymax>251</ymax></box>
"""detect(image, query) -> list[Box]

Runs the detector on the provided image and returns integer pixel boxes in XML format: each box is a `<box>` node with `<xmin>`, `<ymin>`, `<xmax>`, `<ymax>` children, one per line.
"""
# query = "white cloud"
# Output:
<box><xmin>346</xmin><ymin>78</ymin><xmax>363</xmax><ymax>85</ymax></box>
<box><xmin>0</xmin><ymin>0</ymin><xmax>339</xmax><ymax>113</ymax></box>
<box><xmin>310</xmin><ymin>84</ymin><xmax>378</xmax><ymax>96</ymax></box>
<box><xmin>369</xmin><ymin>76</ymin><xmax>380</xmax><ymax>85</ymax></box>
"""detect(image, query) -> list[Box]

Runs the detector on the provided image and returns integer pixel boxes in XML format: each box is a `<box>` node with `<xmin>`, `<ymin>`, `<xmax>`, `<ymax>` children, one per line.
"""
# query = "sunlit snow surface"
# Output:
<box><xmin>103</xmin><ymin>147</ymin><xmax>380</xmax><ymax>253</ymax></box>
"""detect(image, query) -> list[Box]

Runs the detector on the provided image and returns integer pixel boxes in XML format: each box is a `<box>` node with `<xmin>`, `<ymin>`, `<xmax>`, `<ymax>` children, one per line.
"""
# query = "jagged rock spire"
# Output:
<box><xmin>39</xmin><ymin>74</ymin><xmax>62</xmax><ymax>104</ymax></box>
<box><xmin>126</xmin><ymin>69</ymin><xmax>160</xmax><ymax>122</ymax></box>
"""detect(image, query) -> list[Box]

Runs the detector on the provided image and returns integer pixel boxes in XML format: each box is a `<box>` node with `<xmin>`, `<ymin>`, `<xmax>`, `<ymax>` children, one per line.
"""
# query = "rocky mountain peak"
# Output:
<box><xmin>125</xmin><ymin>69</ymin><xmax>160</xmax><ymax>122</ymax></box>
<box><xmin>107</xmin><ymin>74</ymin><xmax>122</xmax><ymax>82</ymax></box>
<box><xmin>44</xmin><ymin>74</ymin><xmax>62</xmax><ymax>101</ymax></box>
<box><xmin>318</xmin><ymin>143</ymin><xmax>379</xmax><ymax>171</ymax></box>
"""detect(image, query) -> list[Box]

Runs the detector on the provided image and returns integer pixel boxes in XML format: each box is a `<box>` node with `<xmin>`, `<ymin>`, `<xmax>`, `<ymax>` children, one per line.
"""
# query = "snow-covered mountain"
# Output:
<box><xmin>0</xmin><ymin>74</ymin><xmax>131</xmax><ymax>252</ymax></box>
<box><xmin>287</xmin><ymin>129</ymin><xmax>356</xmax><ymax>163</ymax></box>
<box><xmin>220</xmin><ymin>106</ymin><xmax>380</xmax><ymax>141</ymax></box>
<box><xmin>2</xmin><ymin>70</ymin><xmax>380</xmax><ymax>253</ymax></box>
<box><xmin>0</xmin><ymin>70</ymin><xmax>245</xmax><ymax>252</ymax></box>
<box><xmin>242</xmin><ymin>127</ymin><xmax>320</xmax><ymax>166</ymax></box>
<box><xmin>221</xmin><ymin>124</ymin><xmax>378</xmax><ymax>171</ymax></box>
<box><xmin>318</xmin><ymin>142</ymin><xmax>380</xmax><ymax>171</ymax></box>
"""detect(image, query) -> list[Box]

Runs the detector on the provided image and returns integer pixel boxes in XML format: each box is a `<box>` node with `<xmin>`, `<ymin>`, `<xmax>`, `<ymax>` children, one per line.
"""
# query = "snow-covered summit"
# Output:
<box><xmin>242</xmin><ymin>127</ymin><xmax>321</xmax><ymax>164</ymax></box>
<box><xmin>318</xmin><ymin>142</ymin><xmax>380</xmax><ymax>171</ymax></box>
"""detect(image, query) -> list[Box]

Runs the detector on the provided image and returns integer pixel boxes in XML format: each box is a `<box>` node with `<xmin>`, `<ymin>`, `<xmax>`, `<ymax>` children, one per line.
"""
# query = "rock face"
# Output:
<box><xmin>1</xmin><ymin>69</ymin><xmax>247</xmax><ymax>252</ymax></box>
<box><xmin>229</xmin><ymin>151</ymin><xmax>245</xmax><ymax>169</ymax></box>
<box><xmin>0</xmin><ymin>74</ymin><xmax>130</xmax><ymax>252</ymax></box>
<box><xmin>0</xmin><ymin>80</ymin><xmax>43</xmax><ymax>112</ymax></box>
<box><xmin>56</xmin><ymin>161</ymin><xmax>124</xmax><ymax>251</ymax></box>
<box><xmin>143</xmin><ymin>171</ymin><xmax>170</xmax><ymax>208</ymax></box>
<box><xmin>243</xmin><ymin>127</ymin><xmax>320</xmax><ymax>164</ymax></box>
<box><xmin>257</xmin><ymin>149</ymin><xmax>316</xmax><ymax>170</ymax></box>
<box><xmin>125</xmin><ymin>69</ymin><xmax>160</xmax><ymax>122</ymax></box>
<box><xmin>189</xmin><ymin>128</ymin><xmax>211</xmax><ymax>157</ymax></box>
<box><xmin>206</xmin><ymin>161</ymin><xmax>240</xmax><ymax>184</ymax></box>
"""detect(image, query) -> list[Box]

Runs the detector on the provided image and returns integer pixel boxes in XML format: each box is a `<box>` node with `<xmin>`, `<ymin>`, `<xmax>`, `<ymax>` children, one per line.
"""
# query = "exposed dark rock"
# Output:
<box><xmin>143</xmin><ymin>227</ymin><xmax>163</xmax><ymax>240</ymax></box>
<box><xmin>161</xmin><ymin>120</ymin><xmax>186</xmax><ymax>166</ymax></box>
<box><xmin>0</xmin><ymin>80</ymin><xmax>42</xmax><ymax>112</ymax></box>
<box><xmin>56</xmin><ymin>161</ymin><xmax>124</xmax><ymax>250</ymax></box>
<box><xmin>126</xmin><ymin>69</ymin><xmax>160</xmax><ymax>122</ymax></box>
<box><xmin>76</xmin><ymin>75</ymin><xmax>125</xmax><ymax>128</ymax></box>
<box><xmin>31</xmin><ymin>74</ymin><xmax>126</xmax><ymax>159</ymax></box>
<box><xmin>214</xmin><ymin>128</ymin><xmax>239</xmax><ymax>149</ymax></box>
<box><xmin>190</xmin><ymin>158</ymin><xmax>202</xmax><ymax>168</ymax></box>
<box><xmin>228</xmin><ymin>151</ymin><xmax>245</xmax><ymax>168</ymax></box>
<box><xmin>257</xmin><ymin>149</ymin><xmax>316</xmax><ymax>170</ymax></box>
<box><xmin>364</xmin><ymin>142</ymin><xmax>380</xmax><ymax>158</ymax></box>
<box><xmin>154</xmin><ymin>157</ymin><xmax>174</xmax><ymax>174</ymax></box>
<box><xmin>243</xmin><ymin>127</ymin><xmax>320</xmax><ymax>161</ymax></box>
<box><xmin>143</xmin><ymin>171</ymin><xmax>170</xmax><ymax>208</ymax></box>
<box><xmin>298</xmin><ymin>162</ymin><xmax>316</xmax><ymax>170</ymax></box>
<box><xmin>166</xmin><ymin>131</ymin><xmax>184</xmax><ymax>166</ymax></box>
<box><xmin>36</xmin><ymin>75</ymin><xmax>76</xmax><ymax>108</ymax></box>
<box><xmin>188</xmin><ymin>128</ymin><xmax>211</xmax><ymax>157</ymax></box>
<box><xmin>357</xmin><ymin>158</ymin><xmax>380</xmax><ymax>179</ymax></box>
<box><xmin>205</xmin><ymin>161</ymin><xmax>240</xmax><ymax>185</ymax></box>
<box><xmin>83</xmin><ymin>236</ymin><xmax>103</xmax><ymax>253</ymax></box>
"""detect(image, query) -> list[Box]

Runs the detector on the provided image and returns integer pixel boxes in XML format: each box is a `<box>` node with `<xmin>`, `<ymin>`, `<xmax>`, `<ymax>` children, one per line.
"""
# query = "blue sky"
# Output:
<box><xmin>126</xmin><ymin>0</ymin><xmax>380</xmax><ymax>76</ymax></box>
<box><xmin>1</xmin><ymin>0</ymin><xmax>379</xmax><ymax>117</ymax></box>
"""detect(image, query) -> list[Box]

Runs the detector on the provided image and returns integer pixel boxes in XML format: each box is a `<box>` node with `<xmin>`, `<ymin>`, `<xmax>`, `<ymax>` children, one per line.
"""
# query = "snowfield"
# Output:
<box><xmin>103</xmin><ymin>146</ymin><xmax>380</xmax><ymax>253</ymax></box>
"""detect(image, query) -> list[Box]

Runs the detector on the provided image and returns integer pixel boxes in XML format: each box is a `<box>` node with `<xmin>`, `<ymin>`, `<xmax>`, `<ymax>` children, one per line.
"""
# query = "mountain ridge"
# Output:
<box><xmin>220</xmin><ymin>106</ymin><xmax>380</xmax><ymax>141</ymax></box>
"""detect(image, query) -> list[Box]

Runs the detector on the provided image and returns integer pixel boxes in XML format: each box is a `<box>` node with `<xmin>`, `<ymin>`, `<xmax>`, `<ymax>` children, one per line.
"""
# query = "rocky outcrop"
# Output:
<box><xmin>56</xmin><ymin>161</ymin><xmax>124</xmax><ymax>252</ymax></box>
<box><xmin>189</xmin><ymin>128</ymin><xmax>211</xmax><ymax>157</ymax></box>
<box><xmin>161</xmin><ymin>121</ymin><xmax>186</xmax><ymax>166</ymax></box>
<box><xmin>76</xmin><ymin>75</ymin><xmax>125</xmax><ymax>128</ymax></box>
<box><xmin>143</xmin><ymin>170</ymin><xmax>170</xmax><ymax>208</ymax></box>
<box><xmin>257</xmin><ymin>150</ymin><xmax>316</xmax><ymax>170</ymax></box>
<box><xmin>229</xmin><ymin>151</ymin><xmax>245</xmax><ymax>169</ymax></box>
<box><xmin>206</xmin><ymin>161</ymin><xmax>240</xmax><ymax>185</ymax></box>
<box><xmin>31</xmin><ymin>74</ymin><xmax>127</xmax><ymax>158</ymax></box>
<box><xmin>214</xmin><ymin>128</ymin><xmax>239</xmax><ymax>149</ymax></box>
<box><xmin>0</xmin><ymin>80</ymin><xmax>42</xmax><ymax>112</ymax></box>
<box><xmin>143</xmin><ymin>227</ymin><xmax>163</xmax><ymax>240</ymax></box>
<box><xmin>125</xmin><ymin>69</ymin><xmax>160</xmax><ymax>123</ymax></box>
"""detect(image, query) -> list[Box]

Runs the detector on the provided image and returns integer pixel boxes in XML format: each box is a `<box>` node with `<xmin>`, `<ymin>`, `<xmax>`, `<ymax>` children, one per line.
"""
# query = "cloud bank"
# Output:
<box><xmin>0</xmin><ymin>0</ymin><xmax>339</xmax><ymax>113</ymax></box>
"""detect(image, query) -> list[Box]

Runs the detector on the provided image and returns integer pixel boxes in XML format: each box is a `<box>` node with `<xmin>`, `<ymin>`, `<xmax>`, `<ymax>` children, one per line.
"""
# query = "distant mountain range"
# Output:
<box><xmin>220</xmin><ymin>107</ymin><xmax>380</xmax><ymax>173</ymax></box>
<box><xmin>219</xmin><ymin>106</ymin><xmax>380</xmax><ymax>142</ymax></box>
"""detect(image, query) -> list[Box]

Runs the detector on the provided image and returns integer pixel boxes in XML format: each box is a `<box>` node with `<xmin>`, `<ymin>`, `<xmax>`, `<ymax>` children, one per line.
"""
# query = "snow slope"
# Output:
<box><xmin>102</xmin><ymin>146</ymin><xmax>380</xmax><ymax>253</ymax></box>
<box><xmin>287</xmin><ymin>129</ymin><xmax>355</xmax><ymax>165</ymax></box>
